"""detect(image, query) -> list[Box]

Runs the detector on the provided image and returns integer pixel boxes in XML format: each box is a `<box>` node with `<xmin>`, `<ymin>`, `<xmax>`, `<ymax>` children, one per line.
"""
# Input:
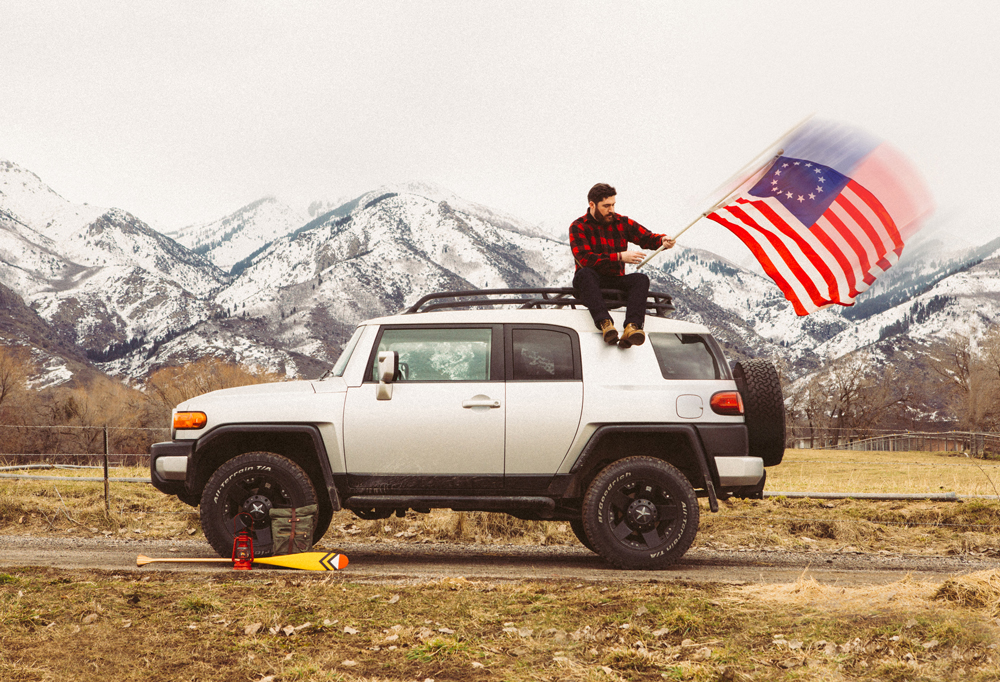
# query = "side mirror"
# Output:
<box><xmin>376</xmin><ymin>351</ymin><xmax>398</xmax><ymax>400</ymax></box>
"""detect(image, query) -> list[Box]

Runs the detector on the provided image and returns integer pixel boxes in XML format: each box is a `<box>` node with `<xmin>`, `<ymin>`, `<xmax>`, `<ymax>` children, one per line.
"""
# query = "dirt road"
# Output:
<box><xmin>1</xmin><ymin>535</ymin><xmax>996</xmax><ymax>584</ymax></box>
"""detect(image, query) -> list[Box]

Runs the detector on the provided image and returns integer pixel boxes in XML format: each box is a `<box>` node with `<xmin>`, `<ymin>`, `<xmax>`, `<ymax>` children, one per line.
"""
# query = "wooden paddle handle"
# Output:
<box><xmin>136</xmin><ymin>554</ymin><xmax>231</xmax><ymax>567</ymax></box>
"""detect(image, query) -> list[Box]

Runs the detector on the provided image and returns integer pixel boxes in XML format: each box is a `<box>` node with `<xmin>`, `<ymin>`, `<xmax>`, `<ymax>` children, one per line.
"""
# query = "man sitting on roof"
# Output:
<box><xmin>569</xmin><ymin>183</ymin><xmax>676</xmax><ymax>348</ymax></box>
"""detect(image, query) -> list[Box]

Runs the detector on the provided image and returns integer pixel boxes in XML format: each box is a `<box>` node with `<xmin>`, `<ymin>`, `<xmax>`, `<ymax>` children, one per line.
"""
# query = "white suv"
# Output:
<box><xmin>150</xmin><ymin>288</ymin><xmax>785</xmax><ymax>569</ymax></box>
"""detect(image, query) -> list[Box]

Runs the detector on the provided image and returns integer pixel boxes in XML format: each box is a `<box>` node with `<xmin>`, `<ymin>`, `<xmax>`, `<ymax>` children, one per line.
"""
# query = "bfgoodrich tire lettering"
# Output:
<box><xmin>582</xmin><ymin>456</ymin><xmax>699</xmax><ymax>569</ymax></box>
<box><xmin>733</xmin><ymin>359</ymin><xmax>786</xmax><ymax>467</ymax></box>
<box><xmin>200</xmin><ymin>452</ymin><xmax>318</xmax><ymax>558</ymax></box>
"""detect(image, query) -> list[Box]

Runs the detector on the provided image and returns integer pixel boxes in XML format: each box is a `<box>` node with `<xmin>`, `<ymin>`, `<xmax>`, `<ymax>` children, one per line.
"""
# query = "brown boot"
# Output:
<box><xmin>599</xmin><ymin>319</ymin><xmax>619</xmax><ymax>345</ymax></box>
<box><xmin>618</xmin><ymin>323</ymin><xmax>645</xmax><ymax>348</ymax></box>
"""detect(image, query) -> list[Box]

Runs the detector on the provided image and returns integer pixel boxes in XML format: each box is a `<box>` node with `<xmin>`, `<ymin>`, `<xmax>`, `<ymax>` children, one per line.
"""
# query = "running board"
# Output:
<box><xmin>344</xmin><ymin>495</ymin><xmax>556</xmax><ymax>514</ymax></box>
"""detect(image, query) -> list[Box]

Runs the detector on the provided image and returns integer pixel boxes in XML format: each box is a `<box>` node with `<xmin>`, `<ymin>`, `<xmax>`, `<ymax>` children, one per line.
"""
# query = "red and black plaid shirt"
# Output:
<box><xmin>569</xmin><ymin>212</ymin><xmax>664</xmax><ymax>276</ymax></box>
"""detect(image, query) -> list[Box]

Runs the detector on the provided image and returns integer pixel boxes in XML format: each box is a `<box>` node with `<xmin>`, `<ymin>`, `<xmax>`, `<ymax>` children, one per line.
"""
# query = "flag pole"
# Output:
<box><xmin>636</xmin><ymin>152</ymin><xmax>783</xmax><ymax>270</ymax></box>
<box><xmin>706</xmin><ymin>114</ymin><xmax>813</xmax><ymax>201</ymax></box>
<box><xmin>637</xmin><ymin>115</ymin><xmax>813</xmax><ymax>270</ymax></box>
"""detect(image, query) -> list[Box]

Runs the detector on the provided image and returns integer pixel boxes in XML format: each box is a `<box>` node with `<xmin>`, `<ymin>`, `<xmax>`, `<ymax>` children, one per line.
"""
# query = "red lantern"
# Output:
<box><xmin>232</xmin><ymin>512</ymin><xmax>254</xmax><ymax>570</ymax></box>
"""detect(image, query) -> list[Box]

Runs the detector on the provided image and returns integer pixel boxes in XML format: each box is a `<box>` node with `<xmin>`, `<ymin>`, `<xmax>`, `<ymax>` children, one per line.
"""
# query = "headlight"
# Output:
<box><xmin>173</xmin><ymin>411</ymin><xmax>207</xmax><ymax>430</ymax></box>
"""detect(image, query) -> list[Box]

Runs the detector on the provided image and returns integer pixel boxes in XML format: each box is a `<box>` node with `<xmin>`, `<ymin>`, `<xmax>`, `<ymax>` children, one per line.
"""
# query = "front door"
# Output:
<box><xmin>343</xmin><ymin>326</ymin><xmax>504</xmax><ymax>488</ymax></box>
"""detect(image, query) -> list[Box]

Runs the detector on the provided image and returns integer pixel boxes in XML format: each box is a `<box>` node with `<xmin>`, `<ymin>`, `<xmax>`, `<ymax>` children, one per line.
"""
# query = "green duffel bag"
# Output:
<box><xmin>269</xmin><ymin>504</ymin><xmax>317</xmax><ymax>555</ymax></box>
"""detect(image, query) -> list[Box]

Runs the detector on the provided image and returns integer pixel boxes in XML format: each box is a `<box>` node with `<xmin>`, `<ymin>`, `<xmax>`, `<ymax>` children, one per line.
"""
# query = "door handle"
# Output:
<box><xmin>462</xmin><ymin>396</ymin><xmax>501</xmax><ymax>409</ymax></box>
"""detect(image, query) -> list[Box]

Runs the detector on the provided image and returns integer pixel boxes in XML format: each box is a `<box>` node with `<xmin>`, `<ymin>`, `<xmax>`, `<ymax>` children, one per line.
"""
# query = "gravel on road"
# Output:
<box><xmin>2</xmin><ymin>534</ymin><xmax>997</xmax><ymax>585</ymax></box>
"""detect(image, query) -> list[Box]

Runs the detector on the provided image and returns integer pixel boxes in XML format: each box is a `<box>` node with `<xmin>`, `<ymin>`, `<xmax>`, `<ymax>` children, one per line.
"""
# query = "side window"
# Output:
<box><xmin>649</xmin><ymin>333</ymin><xmax>722</xmax><ymax>380</ymax></box>
<box><xmin>372</xmin><ymin>328</ymin><xmax>492</xmax><ymax>382</ymax></box>
<box><xmin>511</xmin><ymin>329</ymin><xmax>575</xmax><ymax>381</ymax></box>
<box><xmin>329</xmin><ymin>326</ymin><xmax>364</xmax><ymax>378</ymax></box>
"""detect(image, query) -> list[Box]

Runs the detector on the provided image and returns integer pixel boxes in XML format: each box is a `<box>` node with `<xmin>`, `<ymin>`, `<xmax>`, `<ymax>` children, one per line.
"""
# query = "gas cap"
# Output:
<box><xmin>676</xmin><ymin>394</ymin><xmax>704</xmax><ymax>419</ymax></box>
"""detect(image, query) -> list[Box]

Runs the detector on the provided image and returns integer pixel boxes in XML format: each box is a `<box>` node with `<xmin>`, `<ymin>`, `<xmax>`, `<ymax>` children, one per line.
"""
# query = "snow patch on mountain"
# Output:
<box><xmin>0</xmin><ymin>161</ymin><xmax>106</xmax><ymax>241</ymax></box>
<box><xmin>167</xmin><ymin>197</ymin><xmax>306</xmax><ymax>273</ymax></box>
<box><xmin>5</xmin><ymin>157</ymin><xmax>999</xmax><ymax>403</ymax></box>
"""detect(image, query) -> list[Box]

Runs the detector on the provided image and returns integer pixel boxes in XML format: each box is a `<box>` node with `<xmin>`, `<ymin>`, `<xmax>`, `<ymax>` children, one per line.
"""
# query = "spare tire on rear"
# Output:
<box><xmin>733</xmin><ymin>359</ymin><xmax>786</xmax><ymax>467</ymax></box>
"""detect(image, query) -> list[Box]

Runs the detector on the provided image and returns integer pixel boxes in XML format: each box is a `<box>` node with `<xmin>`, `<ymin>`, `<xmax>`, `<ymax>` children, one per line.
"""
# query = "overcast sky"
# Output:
<box><xmin>3</xmin><ymin>1</ymin><xmax>997</xmax><ymax>254</ymax></box>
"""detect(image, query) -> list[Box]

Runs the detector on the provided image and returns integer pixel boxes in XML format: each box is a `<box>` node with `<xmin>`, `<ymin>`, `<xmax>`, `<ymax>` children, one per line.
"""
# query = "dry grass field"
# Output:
<box><xmin>3</xmin><ymin>448</ymin><xmax>1000</xmax><ymax>556</ymax></box>
<box><xmin>2</xmin><ymin>448</ymin><xmax>1000</xmax><ymax>680</ymax></box>
<box><xmin>769</xmin><ymin>448</ymin><xmax>1000</xmax><ymax>497</ymax></box>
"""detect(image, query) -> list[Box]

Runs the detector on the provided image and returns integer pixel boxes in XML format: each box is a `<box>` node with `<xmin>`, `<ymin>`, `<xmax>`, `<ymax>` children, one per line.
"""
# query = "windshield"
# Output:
<box><xmin>327</xmin><ymin>326</ymin><xmax>364</xmax><ymax>378</ymax></box>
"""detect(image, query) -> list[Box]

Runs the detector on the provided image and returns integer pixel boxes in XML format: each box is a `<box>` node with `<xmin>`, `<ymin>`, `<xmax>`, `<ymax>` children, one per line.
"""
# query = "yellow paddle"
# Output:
<box><xmin>136</xmin><ymin>551</ymin><xmax>349</xmax><ymax>571</ymax></box>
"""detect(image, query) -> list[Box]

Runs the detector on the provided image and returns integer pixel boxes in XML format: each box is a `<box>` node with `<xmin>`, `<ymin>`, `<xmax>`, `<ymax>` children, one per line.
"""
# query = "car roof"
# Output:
<box><xmin>363</xmin><ymin>307</ymin><xmax>712</xmax><ymax>335</ymax></box>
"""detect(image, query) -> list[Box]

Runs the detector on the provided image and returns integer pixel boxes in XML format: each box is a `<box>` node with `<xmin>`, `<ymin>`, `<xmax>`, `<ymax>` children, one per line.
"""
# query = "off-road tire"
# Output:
<box><xmin>733</xmin><ymin>359</ymin><xmax>786</xmax><ymax>467</ymax></box>
<box><xmin>200</xmin><ymin>451</ymin><xmax>318</xmax><ymax>558</ymax></box>
<box><xmin>570</xmin><ymin>518</ymin><xmax>596</xmax><ymax>552</ymax></box>
<box><xmin>582</xmin><ymin>456</ymin><xmax>699</xmax><ymax>569</ymax></box>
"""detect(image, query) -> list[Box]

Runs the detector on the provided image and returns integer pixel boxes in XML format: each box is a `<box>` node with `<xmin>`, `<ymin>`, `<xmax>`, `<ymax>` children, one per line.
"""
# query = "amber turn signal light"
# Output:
<box><xmin>173</xmin><ymin>411</ymin><xmax>207</xmax><ymax>430</ymax></box>
<box><xmin>710</xmin><ymin>391</ymin><xmax>744</xmax><ymax>416</ymax></box>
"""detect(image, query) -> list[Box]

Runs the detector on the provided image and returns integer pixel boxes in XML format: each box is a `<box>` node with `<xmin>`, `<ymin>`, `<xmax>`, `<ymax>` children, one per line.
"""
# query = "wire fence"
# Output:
<box><xmin>787</xmin><ymin>427</ymin><xmax>1000</xmax><ymax>458</ymax></box>
<box><xmin>0</xmin><ymin>424</ymin><xmax>169</xmax><ymax>462</ymax></box>
<box><xmin>5</xmin><ymin>424</ymin><xmax>1000</xmax><ymax>479</ymax></box>
<box><xmin>0</xmin><ymin>425</ymin><xmax>170</xmax><ymax>513</ymax></box>
<box><xmin>4</xmin><ymin>425</ymin><xmax>1000</xmax><ymax>535</ymax></box>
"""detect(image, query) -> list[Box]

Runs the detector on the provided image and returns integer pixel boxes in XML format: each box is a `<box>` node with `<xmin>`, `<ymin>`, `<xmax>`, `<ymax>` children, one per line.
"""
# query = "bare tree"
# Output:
<box><xmin>0</xmin><ymin>345</ymin><xmax>37</xmax><ymax>454</ymax></box>
<box><xmin>930</xmin><ymin>333</ymin><xmax>974</xmax><ymax>394</ymax></box>
<box><xmin>787</xmin><ymin>351</ymin><xmax>911</xmax><ymax>443</ymax></box>
<box><xmin>145</xmin><ymin>357</ymin><xmax>283</xmax><ymax>414</ymax></box>
<box><xmin>928</xmin><ymin>333</ymin><xmax>1000</xmax><ymax>430</ymax></box>
<box><xmin>0</xmin><ymin>345</ymin><xmax>33</xmax><ymax>418</ymax></box>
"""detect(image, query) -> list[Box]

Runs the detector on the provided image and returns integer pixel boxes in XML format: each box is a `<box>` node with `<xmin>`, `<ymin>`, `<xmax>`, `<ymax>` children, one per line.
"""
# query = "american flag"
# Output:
<box><xmin>706</xmin><ymin>121</ymin><xmax>932</xmax><ymax>315</ymax></box>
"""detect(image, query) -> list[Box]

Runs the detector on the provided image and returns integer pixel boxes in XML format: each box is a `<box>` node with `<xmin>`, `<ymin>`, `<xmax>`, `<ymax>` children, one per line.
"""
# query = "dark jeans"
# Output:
<box><xmin>572</xmin><ymin>267</ymin><xmax>650</xmax><ymax>329</ymax></box>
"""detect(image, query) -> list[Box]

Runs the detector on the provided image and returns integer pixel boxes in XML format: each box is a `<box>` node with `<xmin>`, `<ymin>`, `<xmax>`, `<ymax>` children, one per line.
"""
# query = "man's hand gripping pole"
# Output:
<box><xmin>635</xmin><ymin>215</ymin><xmax>699</xmax><ymax>270</ymax></box>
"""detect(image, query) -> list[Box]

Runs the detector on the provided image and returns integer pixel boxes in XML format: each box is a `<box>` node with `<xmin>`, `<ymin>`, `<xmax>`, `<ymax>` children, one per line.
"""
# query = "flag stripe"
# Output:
<box><xmin>808</xmin><ymin>219</ymin><xmax>859</xmax><ymax>298</ymax></box>
<box><xmin>833</xmin><ymin>191</ymin><xmax>888</xmax><ymax>267</ymax></box>
<box><xmin>848</xmin><ymin>179</ymin><xmax>903</xmax><ymax>250</ymax></box>
<box><xmin>737</xmin><ymin>197</ymin><xmax>852</xmax><ymax>303</ymax></box>
<box><xmin>814</xmin><ymin>211</ymin><xmax>868</xmax><ymax>287</ymax></box>
<box><xmin>811</xmin><ymin>213</ymin><xmax>864</xmax><ymax>297</ymax></box>
<box><xmin>725</xmin><ymin>203</ymin><xmax>825</xmax><ymax>308</ymax></box>
<box><xmin>821</xmin><ymin>206</ymin><xmax>877</xmax><ymax>285</ymax></box>
<box><xmin>706</xmin><ymin>211</ymin><xmax>813</xmax><ymax>314</ymax></box>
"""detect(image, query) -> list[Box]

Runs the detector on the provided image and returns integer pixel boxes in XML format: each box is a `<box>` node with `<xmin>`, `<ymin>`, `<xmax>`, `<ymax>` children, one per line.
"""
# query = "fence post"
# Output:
<box><xmin>103</xmin><ymin>426</ymin><xmax>110</xmax><ymax>515</ymax></box>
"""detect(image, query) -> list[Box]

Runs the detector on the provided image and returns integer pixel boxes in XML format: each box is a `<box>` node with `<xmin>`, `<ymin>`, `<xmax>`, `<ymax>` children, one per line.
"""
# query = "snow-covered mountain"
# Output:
<box><xmin>213</xmin><ymin>183</ymin><xmax>572</xmax><ymax>363</ymax></box>
<box><xmin>166</xmin><ymin>197</ymin><xmax>306</xmax><ymax>273</ymax></box>
<box><xmin>0</xmin><ymin>165</ymin><xmax>583</xmax><ymax>384</ymax></box>
<box><xmin>3</xmin><ymin>157</ymin><xmax>997</xmax><ymax>426</ymax></box>
<box><xmin>0</xmin><ymin>161</ymin><xmax>230</xmax><ymax>383</ymax></box>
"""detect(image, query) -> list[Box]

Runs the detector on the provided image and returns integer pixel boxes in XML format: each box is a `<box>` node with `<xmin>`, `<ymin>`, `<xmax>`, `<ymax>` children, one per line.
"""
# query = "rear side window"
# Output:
<box><xmin>372</xmin><ymin>328</ymin><xmax>492</xmax><ymax>381</ymax></box>
<box><xmin>649</xmin><ymin>333</ymin><xmax>722</xmax><ymax>380</ymax></box>
<box><xmin>511</xmin><ymin>329</ymin><xmax>575</xmax><ymax>380</ymax></box>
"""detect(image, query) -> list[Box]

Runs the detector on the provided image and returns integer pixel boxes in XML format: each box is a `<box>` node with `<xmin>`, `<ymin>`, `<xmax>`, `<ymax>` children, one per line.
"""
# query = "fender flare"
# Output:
<box><xmin>188</xmin><ymin>423</ymin><xmax>341</xmax><ymax>511</ymax></box>
<box><xmin>569</xmin><ymin>424</ymin><xmax>719</xmax><ymax>512</ymax></box>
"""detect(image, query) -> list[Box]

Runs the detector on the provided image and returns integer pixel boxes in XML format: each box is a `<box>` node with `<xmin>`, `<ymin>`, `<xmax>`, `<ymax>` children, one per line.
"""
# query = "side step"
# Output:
<box><xmin>344</xmin><ymin>495</ymin><xmax>556</xmax><ymax>514</ymax></box>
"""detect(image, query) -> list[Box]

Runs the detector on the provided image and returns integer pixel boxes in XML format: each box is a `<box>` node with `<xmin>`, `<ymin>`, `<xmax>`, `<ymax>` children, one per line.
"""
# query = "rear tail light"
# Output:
<box><xmin>174</xmin><ymin>411</ymin><xmax>207</xmax><ymax>430</ymax></box>
<box><xmin>710</xmin><ymin>391</ymin><xmax>744</xmax><ymax>416</ymax></box>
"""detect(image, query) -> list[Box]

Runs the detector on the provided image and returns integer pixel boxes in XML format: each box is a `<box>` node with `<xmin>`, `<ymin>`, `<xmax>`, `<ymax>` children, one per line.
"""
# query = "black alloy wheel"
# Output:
<box><xmin>582</xmin><ymin>456</ymin><xmax>699</xmax><ymax>569</ymax></box>
<box><xmin>200</xmin><ymin>451</ymin><xmax>318</xmax><ymax>558</ymax></box>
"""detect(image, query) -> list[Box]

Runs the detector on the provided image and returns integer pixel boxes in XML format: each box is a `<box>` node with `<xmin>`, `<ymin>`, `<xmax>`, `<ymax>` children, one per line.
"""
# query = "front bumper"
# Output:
<box><xmin>150</xmin><ymin>440</ymin><xmax>193</xmax><ymax>497</ymax></box>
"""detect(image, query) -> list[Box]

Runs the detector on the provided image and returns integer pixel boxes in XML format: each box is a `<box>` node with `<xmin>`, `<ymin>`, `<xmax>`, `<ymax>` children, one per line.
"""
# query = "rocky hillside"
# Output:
<box><xmin>2</xmin><ymin>158</ymin><xmax>993</xmax><ymax>425</ymax></box>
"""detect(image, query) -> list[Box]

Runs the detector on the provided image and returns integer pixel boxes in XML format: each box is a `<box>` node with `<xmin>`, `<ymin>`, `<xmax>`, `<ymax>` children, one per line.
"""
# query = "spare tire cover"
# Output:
<box><xmin>733</xmin><ymin>359</ymin><xmax>786</xmax><ymax>467</ymax></box>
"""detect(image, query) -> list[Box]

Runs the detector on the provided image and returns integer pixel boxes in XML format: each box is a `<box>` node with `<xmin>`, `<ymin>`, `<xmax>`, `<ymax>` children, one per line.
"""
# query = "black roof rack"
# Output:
<box><xmin>404</xmin><ymin>287</ymin><xmax>674</xmax><ymax>317</ymax></box>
